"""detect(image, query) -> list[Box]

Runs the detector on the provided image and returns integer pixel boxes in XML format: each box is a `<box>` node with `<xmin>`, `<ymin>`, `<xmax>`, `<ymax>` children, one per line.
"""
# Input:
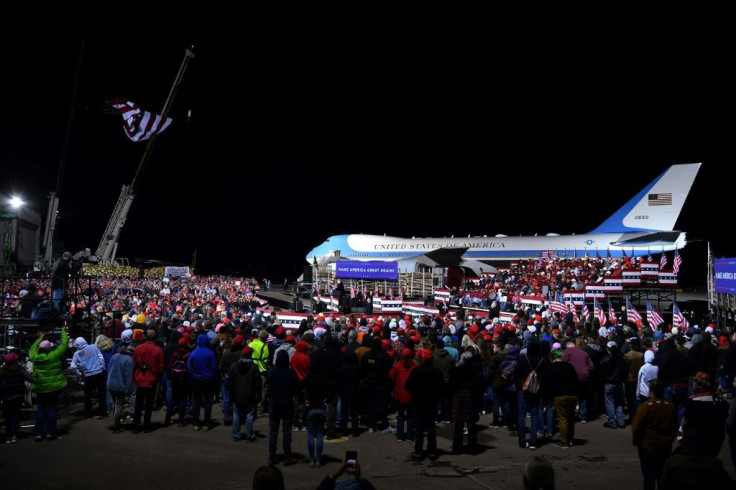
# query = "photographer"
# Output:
<box><xmin>51</xmin><ymin>251</ymin><xmax>73</xmax><ymax>315</ymax></box>
<box><xmin>316</xmin><ymin>458</ymin><xmax>375</xmax><ymax>490</ymax></box>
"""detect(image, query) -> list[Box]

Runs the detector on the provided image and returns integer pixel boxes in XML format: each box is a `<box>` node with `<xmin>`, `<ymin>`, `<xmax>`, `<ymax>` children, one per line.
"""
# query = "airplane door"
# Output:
<box><xmin>445</xmin><ymin>266</ymin><xmax>464</xmax><ymax>289</ymax></box>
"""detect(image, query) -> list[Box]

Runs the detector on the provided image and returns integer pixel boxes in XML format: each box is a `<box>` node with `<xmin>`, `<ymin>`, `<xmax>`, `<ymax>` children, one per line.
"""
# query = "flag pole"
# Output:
<box><xmin>130</xmin><ymin>46</ymin><xmax>196</xmax><ymax>190</ymax></box>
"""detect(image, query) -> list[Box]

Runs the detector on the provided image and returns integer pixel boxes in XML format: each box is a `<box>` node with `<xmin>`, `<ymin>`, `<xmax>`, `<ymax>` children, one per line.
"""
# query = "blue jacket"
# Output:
<box><xmin>106</xmin><ymin>347</ymin><xmax>135</xmax><ymax>395</ymax></box>
<box><xmin>188</xmin><ymin>334</ymin><xmax>217</xmax><ymax>380</ymax></box>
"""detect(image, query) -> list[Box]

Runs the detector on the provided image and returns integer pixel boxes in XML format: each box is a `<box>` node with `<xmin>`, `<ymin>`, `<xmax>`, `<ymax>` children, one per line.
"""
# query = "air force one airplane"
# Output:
<box><xmin>306</xmin><ymin>163</ymin><xmax>701</xmax><ymax>275</ymax></box>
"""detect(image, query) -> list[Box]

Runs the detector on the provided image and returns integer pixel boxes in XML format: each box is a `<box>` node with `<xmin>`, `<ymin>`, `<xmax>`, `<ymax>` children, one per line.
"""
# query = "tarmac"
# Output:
<box><xmin>2</xmin><ymin>404</ymin><xmax>734</xmax><ymax>490</ymax></box>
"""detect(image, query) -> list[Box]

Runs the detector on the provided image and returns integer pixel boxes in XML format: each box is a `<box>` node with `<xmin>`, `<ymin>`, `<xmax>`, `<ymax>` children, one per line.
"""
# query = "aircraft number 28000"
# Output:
<box><xmin>634</xmin><ymin>215</ymin><xmax>649</xmax><ymax>219</ymax></box>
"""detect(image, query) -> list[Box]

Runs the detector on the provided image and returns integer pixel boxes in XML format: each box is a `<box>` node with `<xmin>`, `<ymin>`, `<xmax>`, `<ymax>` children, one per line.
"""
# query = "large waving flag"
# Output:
<box><xmin>646</xmin><ymin>300</ymin><xmax>665</xmax><ymax>328</ymax></box>
<box><xmin>672</xmin><ymin>301</ymin><xmax>690</xmax><ymax>330</ymax></box>
<box><xmin>626</xmin><ymin>297</ymin><xmax>642</xmax><ymax>324</ymax></box>
<box><xmin>108</xmin><ymin>97</ymin><xmax>173</xmax><ymax>142</ymax></box>
<box><xmin>659</xmin><ymin>251</ymin><xmax>668</xmax><ymax>271</ymax></box>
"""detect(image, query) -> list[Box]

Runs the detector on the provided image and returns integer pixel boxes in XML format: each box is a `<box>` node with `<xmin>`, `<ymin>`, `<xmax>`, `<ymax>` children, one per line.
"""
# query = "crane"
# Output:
<box><xmin>93</xmin><ymin>46</ymin><xmax>195</xmax><ymax>265</ymax></box>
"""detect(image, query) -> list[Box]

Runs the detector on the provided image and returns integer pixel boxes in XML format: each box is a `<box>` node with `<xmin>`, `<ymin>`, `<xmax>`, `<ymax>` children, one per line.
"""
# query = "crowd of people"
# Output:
<box><xmin>2</xmin><ymin>260</ymin><xmax>736</xmax><ymax>488</ymax></box>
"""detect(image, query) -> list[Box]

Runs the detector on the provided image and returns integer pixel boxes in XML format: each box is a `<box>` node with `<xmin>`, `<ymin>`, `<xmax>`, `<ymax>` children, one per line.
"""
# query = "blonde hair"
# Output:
<box><xmin>95</xmin><ymin>334</ymin><xmax>114</xmax><ymax>352</ymax></box>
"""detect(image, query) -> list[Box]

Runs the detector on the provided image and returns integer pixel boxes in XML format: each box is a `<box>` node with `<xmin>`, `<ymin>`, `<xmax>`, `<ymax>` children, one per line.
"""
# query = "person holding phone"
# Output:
<box><xmin>315</xmin><ymin>451</ymin><xmax>376</xmax><ymax>489</ymax></box>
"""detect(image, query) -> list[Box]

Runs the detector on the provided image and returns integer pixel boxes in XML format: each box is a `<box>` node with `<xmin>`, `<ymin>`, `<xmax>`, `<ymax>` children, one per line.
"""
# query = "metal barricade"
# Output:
<box><xmin>59</xmin><ymin>368</ymin><xmax>85</xmax><ymax>418</ymax></box>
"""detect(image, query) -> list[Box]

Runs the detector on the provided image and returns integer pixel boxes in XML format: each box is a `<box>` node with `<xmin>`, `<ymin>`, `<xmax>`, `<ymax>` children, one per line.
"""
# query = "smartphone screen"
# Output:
<box><xmin>346</xmin><ymin>450</ymin><xmax>357</xmax><ymax>473</ymax></box>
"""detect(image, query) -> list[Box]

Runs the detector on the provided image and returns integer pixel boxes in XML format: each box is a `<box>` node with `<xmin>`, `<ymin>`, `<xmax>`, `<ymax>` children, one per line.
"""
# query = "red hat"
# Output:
<box><xmin>232</xmin><ymin>335</ymin><xmax>244</xmax><ymax>346</ymax></box>
<box><xmin>285</xmin><ymin>334</ymin><xmax>296</xmax><ymax>343</ymax></box>
<box><xmin>178</xmin><ymin>337</ymin><xmax>189</xmax><ymax>346</ymax></box>
<box><xmin>133</xmin><ymin>329</ymin><xmax>145</xmax><ymax>341</ymax></box>
<box><xmin>401</xmin><ymin>347</ymin><xmax>414</xmax><ymax>359</ymax></box>
<box><xmin>372</xmin><ymin>325</ymin><xmax>382</xmax><ymax>334</ymax></box>
<box><xmin>691</xmin><ymin>371</ymin><xmax>713</xmax><ymax>387</ymax></box>
<box><xmin>396</xmin><ymin>327</ymin><xmax>405</xmax><ymax>335</ymax></box>
<box><xmin>506</xmin><ymin>324</ymin><xmax>516</xmax><ymax>332</ymax></box>
<box><xmin>275</xmin><ymin>326</ymin><xmax>286</xmax><ymax>337</ymax></box>
<box><xmin>420</xmin><ymin>349</ymin><xmax>434</xmax><ymax>363</ymax></box>
<box><xmin>719</xmin><ymin>335</ymin><xmax>730</xmax><ymax>346</ymax></box>
<box><xmin>242</xmin><ymin>346</ymin><xmax>254</xmax><ymax>357</ymax></box>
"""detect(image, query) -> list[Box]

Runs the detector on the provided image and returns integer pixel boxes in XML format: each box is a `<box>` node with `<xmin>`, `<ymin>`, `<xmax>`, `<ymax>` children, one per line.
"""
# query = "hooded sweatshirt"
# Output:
<box><xmin>268</xmin><ymin>350</ymin><xmax>299</xmax><ymax>409</ymax></box>
<box><xmin>71</xmin><ymin>337</ymin><xmax>105</xmax><ymax>377</ymax></box>
<box><xmin>187</xmin><ymin>334</ymin><xmax>218</xmax><ymax>380</ymax></box>
<box><xmin>228</xmin><ymin>356</ymin><xmax>261</xmax><ymax>413</ymax></box>
<box><xmin>637</xmin><ymin>349</ymin><xmax>659</xmax><ymax>398</ymax></box>
<box><xmin>290</xmin><ymin>340</ymin><xmax>311</xmax><ymax>381</ymax></box>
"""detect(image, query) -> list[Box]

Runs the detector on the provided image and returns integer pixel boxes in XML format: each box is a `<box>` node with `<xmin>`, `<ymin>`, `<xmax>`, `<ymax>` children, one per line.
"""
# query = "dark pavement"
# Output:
<box><xmin>3</xmin><ymin>405</ymin><xmax>734</xmax><ymax>489</ymax></box>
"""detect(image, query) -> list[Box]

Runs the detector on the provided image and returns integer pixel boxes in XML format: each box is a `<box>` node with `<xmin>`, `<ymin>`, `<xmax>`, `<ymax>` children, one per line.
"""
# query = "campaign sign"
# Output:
<box><xmin>715</xmin><ymin>258</ymin><xmax>736</xmax><ymax>294</ymax></box>
<box><xmin>335</xmin><ymin>261</ymin><xmax>399</xmax><ymax>280</ymax></box>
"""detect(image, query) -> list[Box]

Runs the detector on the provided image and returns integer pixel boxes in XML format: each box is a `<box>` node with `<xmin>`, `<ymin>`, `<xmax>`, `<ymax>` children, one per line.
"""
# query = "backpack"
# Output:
<box><xmin>522</xmin><ymin>357</ymin><xmax>543</xmax><ymax>394</ymax></box>
<box><xmin>170</xmin><ymin>354</ymin><xmax>188</xmax><ymax>381</ymax></box>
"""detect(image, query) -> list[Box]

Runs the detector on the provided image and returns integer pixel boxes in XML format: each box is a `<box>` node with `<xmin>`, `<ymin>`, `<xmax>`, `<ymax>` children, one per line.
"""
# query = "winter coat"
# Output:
<box><xmin>29</xmin><ymin>330</ymin><xmax>69</xmax><ymax>393</ymax></box>
<box><xmin>228</xmin><ymin>358</ymin><xmax>261</xmax><ymax>414</ymax></box>
<box><xmin>106</xmin><ymin>347</ymin><xmax>135</xmax><ymax>395</ymax></box>
<box><xmin>268</xmin><ymin>350</ymin><xmax>299</xmax><ymax>410</ymax></box>
<box><xmin>133</xmin><ymin>340</ymin><xmax>165</xmax><ymax>388</ymax></box>
<box><xmin>388</xmin><ymin>358</ymin><xmax>416</xmax><ymax>405</ymax></box>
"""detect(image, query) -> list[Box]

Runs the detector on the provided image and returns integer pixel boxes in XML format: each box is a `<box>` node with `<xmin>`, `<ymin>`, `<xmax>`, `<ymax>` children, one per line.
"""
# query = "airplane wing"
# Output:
<box><xmin>424</xmin><ymin>247</ymin><xmax>469</xmax><ymax>267</ymax></box>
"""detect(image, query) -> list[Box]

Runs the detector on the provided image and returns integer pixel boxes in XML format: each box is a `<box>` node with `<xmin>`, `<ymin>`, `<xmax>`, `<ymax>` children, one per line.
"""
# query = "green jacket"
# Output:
<box><xmin>29</xmin><ymin>330</ymin><xmax>69</xmax><ymax>393</ymax></box>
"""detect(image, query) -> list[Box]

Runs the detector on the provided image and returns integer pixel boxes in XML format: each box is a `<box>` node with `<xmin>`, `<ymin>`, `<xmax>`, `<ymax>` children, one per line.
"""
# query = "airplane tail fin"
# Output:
<box><xmin>589</xmin><ymin>163</ymin><xmax>701</xmax><ymax>234</ymax></box>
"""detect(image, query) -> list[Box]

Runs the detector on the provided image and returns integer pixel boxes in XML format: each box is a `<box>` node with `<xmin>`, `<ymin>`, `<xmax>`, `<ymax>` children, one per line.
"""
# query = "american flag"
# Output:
<box><xmin>108</xmin><ymin>97</ymin><xmax>173</xmax><ymax>142</ymax></box>
<box><xmin>374</xmin><ymin>284</ymin><xmax>379</xmax><ymax>297</ymax></box>
<box><xmin>648</xmin><ymin>193</ymin><xmax>672</xmax><ymax>206</ymax></box>
<box><xmin>606</xmin><ymin>248</ymin><xmax>612</xmax><ymax>261</ymax></box>
<box><xmin>541</xmin><ymin>250</ymin><xmax>557</xmax><ymax>260</ymax></box>
<box><xmin>581</xmin><ymin>303</ymin><xmax>590</xmax><ymax>322</ymax></box>
<box><xmin>596</xmin><ymin>249</ymin><xmax>602</xmax><ymax>260</ymax></box>
<box><xmin>646</xmin><ymin>300</ymin><xmax>665</xmax><ymax>328</ymax></box>
<box><xmin>567</xmin><ymin>301</ymin><xmax>579</xmax><ymax>323</ymax></box>
<box><xmin>608</xmin><ymin>298</ymin><xmax>617</xmax><ymax>325</ymax></box>
<box><xmin>647</xmin><ymin>249</ymin><xmax>653</xmax><ymax>262</ymax></box>
<box><xmin>594</xmin><ymin>297</ymin><xmax>606</xmax><ymax>326</ymax></box>
<box><xmin>388</xmin><ymin>287</ymin><xmax>394</xmax><ymax>299</ymax></box>
<box><xmin>626</xmin><ymin>297</ymin><xmax>642</xmax><ymax>324</ymax></box>
<box><xmin>351</xmin><ymin>285</ymin><xmax>356</xmax><ymax>299</ymax></box>
<box><xmin>398</xmin><ymin>286</ymin><xmax>403</xmax><ymax>300</ymax></box>
<box><xmin>672</xmin><ymin>301</ymin><xmax>689</xmax><ymax>330</ymax></box>
<box><xmin>660</xmin><ymin>252</ymin><xmax>668</xmax><ymax>270</ymax></box>
<box><xmin>673</xmin><ymin>249</ymin><xmax>682</xmax><ymax>275</ymax></box>
<box><xmin>551</xmin><ymin>292</ymin><xmax>567</xmax><ymax>315</ymax></box>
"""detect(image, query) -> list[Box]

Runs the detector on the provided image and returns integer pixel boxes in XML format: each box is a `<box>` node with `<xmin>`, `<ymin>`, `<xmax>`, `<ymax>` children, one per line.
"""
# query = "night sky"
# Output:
<box><xmin>0</xmin><ymin>13</ymin><xmax>730</xmax><ymax>287</ymax></box>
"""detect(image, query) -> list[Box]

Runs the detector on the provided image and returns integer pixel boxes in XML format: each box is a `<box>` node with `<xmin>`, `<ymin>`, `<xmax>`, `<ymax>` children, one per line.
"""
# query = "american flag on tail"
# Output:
<box><xmin>672</xmin><ymin>301</ymin><xmax>689</xmax><ymax>330</ymax></box>
<box><xmin>108</xmin><ymin>97</ymin><xmax>173</xmax><ymax>142</ymax></box>
<box><xmin>608</xmin><ymin>298</ymin><xmax>617</xmax><ymax>325</ymax></box>
<box><xmin>646</xmin><ymin>300</ymin><xmax>665</xmax><ymax>328</ymax></box>
<box><xmin>673</xmin><ymin>249</ymin><xmax>682</xmax><ymax>275</ymax></box>
<box><xmin>626</xmin><ymin>297</ymin><xmax>642</xmax><ymax>324</ymax></box>
<box><xmin>594</xmin><ymin>297</ymin><xmax>606</xmax><ymax>326</ymax></box>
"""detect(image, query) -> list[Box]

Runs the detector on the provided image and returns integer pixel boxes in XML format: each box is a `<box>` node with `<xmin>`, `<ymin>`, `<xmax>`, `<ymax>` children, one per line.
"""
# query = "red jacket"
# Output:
<box><xmin>389</xmin><ymin>358</ymin><xmax>416</xmax><ymax>405</ymax></box>
<box><xmin>133</xmin><ymin>340</ymin><xmax>165</xmax><ymax>388</ymax></box>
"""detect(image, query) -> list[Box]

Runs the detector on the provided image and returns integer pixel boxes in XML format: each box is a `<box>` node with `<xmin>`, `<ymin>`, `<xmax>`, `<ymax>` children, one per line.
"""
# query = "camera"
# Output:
<box><xmin>345</xmin><ymin>450</ymin><xmax>357</xmax><ymax>474</ymax></box>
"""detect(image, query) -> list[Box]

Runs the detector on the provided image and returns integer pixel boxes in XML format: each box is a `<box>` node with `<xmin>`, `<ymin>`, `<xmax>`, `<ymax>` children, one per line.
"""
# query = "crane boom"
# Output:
<box><xmin>94</xmin><ymin>46</ymin><xmax>195</xmax><ymax>265</ymax></box>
